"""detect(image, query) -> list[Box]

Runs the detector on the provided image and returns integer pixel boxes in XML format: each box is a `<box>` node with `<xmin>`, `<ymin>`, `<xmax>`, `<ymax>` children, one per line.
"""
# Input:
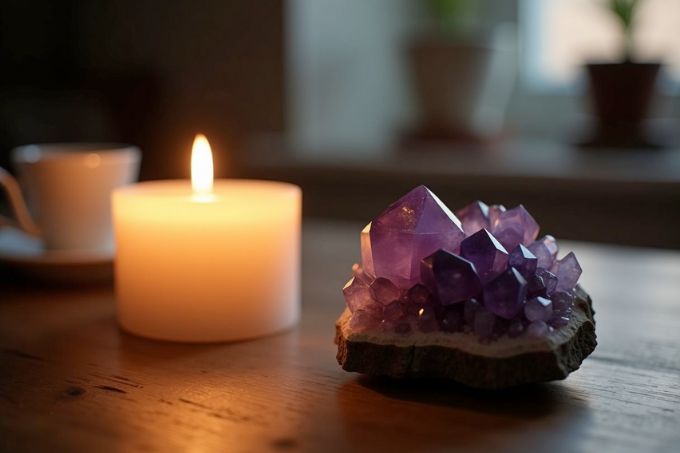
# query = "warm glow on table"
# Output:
<box><xmin>112</xmin><ymin>136</ymin><xmax>301</xmax><ymax>342</ymax></box>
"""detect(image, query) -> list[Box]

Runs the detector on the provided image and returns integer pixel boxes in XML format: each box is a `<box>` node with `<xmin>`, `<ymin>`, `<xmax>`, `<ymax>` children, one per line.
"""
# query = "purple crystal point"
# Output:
<box><xmin>528</xmin><ymin>235</ymin><xmax>559</xmax><ymax>269</ymax></box>
<box><xmin>382</xmin><ymin>300</ymin><xmax>407</xmax><ymax>331</ymax></box>
<box><xmin>527</xmin><ymin>274</ymin><xmax>546</xmax><ymax>298</ymax></box>
<box><xmin>483</xmin><ymin>267</ymin><xmax>528</xmax><ymax>319</ymax></box>
<box><xmin>383</xmin><ymin>300</ymin><xmax>405</xmax><ymax>322</ymax></box>
<box><xmin>360</xmin><ymin>223</ymin><xmax>375</xmax><ymax>277</ymax></box>
<box><xmin>524</xmin><ymin>296</ymin><xmax>553</xmax><ymax>322</ymax></box>
<box><xmin>508</xmin><ymin>244</ymin><xmax>538</xmax><ymax>279</ymax></box>
<box><xmin>550</xmin><ymin>291</ymin><xmax>574</xmax><ymax>327</ymax></box>
<box><xmin>473</xmin><ymin>307</ymin><xmax>496</xmax><ymax>339</ymax></box>
<box><xmin>456</xmin><ymin>200</ymin><xmax>490</xmax><ymax>236</ymax></box>
<box><xmin>491</xmin><ymin>205</ymin><xmax>540</xmax><ymax>251</ymax></box>
<box><xmin>369</xmin><ymin>277</ymin><xmax>401</xmax><ymax>305</ymax></box>
<box><xmin>487</xmin><ymin>204</ymin><xmax>507</xmax><ymax>230</ymax></box>
<box><xmin>421</xmin><ymin>249</ymin><xmax>482</xmax><ymax>305</ymax></box>
<box><xmin>526</xmin><ymin>320</ymin><xmax>550</xmax><ymax>338</ymax></box>
<box><xmin>343</xmin><ymin>277</ymin><xmax>374</xmax><ymax>313</ymax></box>
<box><xmin>368</xmin><ymin>186</ymin><xmax>465</xmax><ymax>287</ymax></box>
<box><xmin>552</xmin><ymin>252</ymin><xmax>582</xmax><ymax>291</ymax></box>
<box><xmin>552</xmin><ymin>290</ymin><xmax>575</xmax><ymax>312</ymax></box>
<box><xmin>535</xmin><ymin>268</ymin><xmax>558</xmax><ymax>295</ymax></box>
<box><xmin>349</xmin><ymin>309</ymin><xmax>381</xmax><ymax>332</ymax></box>
<box><xmin>406</xmin><ymin>283</ymin><xmax>431</xmax><ymax>306</ymax></box>
<box><xmin>460</xmin><ymin>229</ymin><xmax>509</xmax><ymax>283</ymax></box>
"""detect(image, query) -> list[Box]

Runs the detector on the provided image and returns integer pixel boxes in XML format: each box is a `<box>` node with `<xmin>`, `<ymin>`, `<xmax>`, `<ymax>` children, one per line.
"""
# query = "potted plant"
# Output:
<box><xmin>407</xmin><ymin>0</ymin><xmax>515</xmax><ymax>145</ymax></box>
<box><xmin>583</xmin><ymin>0</ymin><xmax>663</xmax><ymax>148</ymax></box>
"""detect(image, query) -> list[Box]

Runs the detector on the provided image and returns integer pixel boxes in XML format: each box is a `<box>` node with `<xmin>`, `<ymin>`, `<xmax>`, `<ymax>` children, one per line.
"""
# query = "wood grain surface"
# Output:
<box><xmin>1</xmin><ymin>221</ymin><xmax>679</xmax><ymax>453</ymax></box>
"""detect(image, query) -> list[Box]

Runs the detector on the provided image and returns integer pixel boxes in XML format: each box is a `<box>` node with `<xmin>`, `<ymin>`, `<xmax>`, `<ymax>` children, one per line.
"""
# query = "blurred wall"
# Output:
<box><xmin>287</xmin><ymin>0</ymin><xmax>421</xmax><ymax>154</ymax></box>
<box><xmin>0</xmin><ymin>0</ymin><xmax>285</xmax><ymax>179</ymax></box>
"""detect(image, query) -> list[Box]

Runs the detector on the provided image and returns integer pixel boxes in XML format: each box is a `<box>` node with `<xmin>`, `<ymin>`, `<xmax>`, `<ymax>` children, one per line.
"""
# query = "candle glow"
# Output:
<box><xmin>191</xmin><ymin>133</ymin><xmax>214</xmax><ymax>199</ymax></box>
<box><xmin>112</xmin><ymin>134</ymin><xmax>301</xmax><ymax>343</ymax></box>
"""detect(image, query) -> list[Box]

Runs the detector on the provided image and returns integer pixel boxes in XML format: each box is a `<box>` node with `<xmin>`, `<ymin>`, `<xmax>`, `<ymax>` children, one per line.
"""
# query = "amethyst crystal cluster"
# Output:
<box><xmin>343</xmin><ymin>186</ymin><xmax>582</xmax><ymax>341</ymax></box>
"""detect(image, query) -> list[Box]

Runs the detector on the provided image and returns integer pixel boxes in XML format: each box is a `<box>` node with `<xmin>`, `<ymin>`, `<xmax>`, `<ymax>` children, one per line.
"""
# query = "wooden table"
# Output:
<box><xmin>1</xmin><ymin>221</ymin><xmax>679</xmax><ymax>452</ymax></box>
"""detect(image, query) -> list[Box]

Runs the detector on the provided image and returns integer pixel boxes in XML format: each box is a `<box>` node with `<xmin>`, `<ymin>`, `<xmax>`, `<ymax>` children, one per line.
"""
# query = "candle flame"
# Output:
<box><xmin>191</xmin><ymin>134</ymin><xmax>214</xmax><ymax>197</ymax></box>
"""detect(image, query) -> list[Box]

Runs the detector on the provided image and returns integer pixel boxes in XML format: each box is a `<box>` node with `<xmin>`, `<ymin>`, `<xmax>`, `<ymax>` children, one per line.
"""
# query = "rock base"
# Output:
<box><xmin>335</xmin><ymin>286</ymin><xmax>596</xmax><ymax>389</ymax></box>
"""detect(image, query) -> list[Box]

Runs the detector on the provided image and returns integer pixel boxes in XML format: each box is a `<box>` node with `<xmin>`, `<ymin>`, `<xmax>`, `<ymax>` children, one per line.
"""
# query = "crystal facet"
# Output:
<box><xmin>368</xmin><ymin>186</ymin><xmax>466</xmax><ymax>287</ymax></box>
<box><xmin>421</xmin><ymin>249</ymin><xmax>482</xmax><ymax>305</ymax></box>
<box><xmin>508</xmin><ymin>244</ymin><xmax>538</xmax><ymax>279</ymax></box>
<box><xmin>460</xmin><ymin>229</ymin><xmax>509</xmax><ymax>283</ymax></box>
<box><xmin>456</xmin><ymin>200</ymin><xmax>490</xmax><ymax>236</ymax></box>
<box><xmin>349</xmin><ymin>309</ymin><xmax>381</xmax><ymax>332</ymax></box>
<box><xmin>483</xmin><ymin>267</ymin><xmax>528</xmax><ymax>319</ymax></box>
<box><xmin>369</xmin><ymin>277</ymin><xmax>401</xmax><ymax>305</ymax></box>
<box><xmin>491</xmin><ymin>205</ymin><xmax>540</xmax><ymax>251</ymax></box>
<box><xmin>360</xmin><ymin>223</ymin><xmax>375</xmax><ymax>276</ymax></box>
<box><xmin>488</xmin><ymin>204</ymin><xmax>506</xmax><ymax>230</ymax></box>
<box><xmin>550</xmin><ymin>291</ymin><xmax>574</xmax><ymax>327</ymax></box>
<box><xmin>527</xmin><ymin>273</ymin><xmax>547</xmax><ymax>298</ymax></box>
<box><xmin>383</xmin><ymin>300</ymin><xmax>406</xmax><ymax>326</ymax></box>
<box><xmin>342</xmin><ymin>277</ymin><xmax>373</xmax><ymax>313</ymax></box>
<box><xmin>524</xmin><ymin>296</ymin><xmax>553</xmax><ymax>322</ymax></box>
<box><xmin>527</xmin><ymin>320</ymin><xmax>549</xmax><ymax>338</ymax></box>
<box><xmin>552</xmin><ymin>252</ymin><xmax>582</xmax><ymax>292</ymax></box>
<box><xmin>528</xmin><ymin>235</ymin><xmax>559</xmax><ymax>269</ymax></box>
<box><xmin>552</xmin><ymin>290</ymin><xmax>575</xmax><ymax>312</ymax></box>
<box><xmin>536</xmin><ymin>268</ymin><xmax>558</xmax><ymax>295</ymax></box>
<box><xmin>406</xmin><ymin>284</ymin><xmax>431</xmax><ymax>306</ymax></box>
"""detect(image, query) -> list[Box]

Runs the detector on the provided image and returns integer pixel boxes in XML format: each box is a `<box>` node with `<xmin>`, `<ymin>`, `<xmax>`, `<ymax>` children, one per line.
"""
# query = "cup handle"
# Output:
<box><xmin>0</xmin><ymin>167</ymin><xmax>41</xmax><ymax>236</ymax></box>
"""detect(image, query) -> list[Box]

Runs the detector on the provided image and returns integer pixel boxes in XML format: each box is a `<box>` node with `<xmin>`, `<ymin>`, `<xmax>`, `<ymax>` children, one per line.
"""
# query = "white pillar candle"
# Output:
<box><xmin>112</xmin><ymin>135</ymin><xmax>301</xmax><ymax>342</ymax></box>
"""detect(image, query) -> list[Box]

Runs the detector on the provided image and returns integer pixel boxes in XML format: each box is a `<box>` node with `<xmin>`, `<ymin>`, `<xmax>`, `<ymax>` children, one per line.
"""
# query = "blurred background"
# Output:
<box><xmin>1</xmin><ymin>0</ymin><xmax>679</xmax><ymax>248</ymax></box>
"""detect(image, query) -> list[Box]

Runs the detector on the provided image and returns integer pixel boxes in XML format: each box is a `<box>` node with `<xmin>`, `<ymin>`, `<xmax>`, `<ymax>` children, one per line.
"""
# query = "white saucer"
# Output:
<box><xmin>0</xmin><ymin>228</ymin><xmax>114</xmax><ymax>283</ymax></box>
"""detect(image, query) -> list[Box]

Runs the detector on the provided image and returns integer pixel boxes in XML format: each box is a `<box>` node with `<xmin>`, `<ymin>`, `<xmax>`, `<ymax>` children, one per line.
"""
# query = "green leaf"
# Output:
<box><xmin>609</xmin><ymin>0</ymin><xmax>640</xmax><ymax>32</ymax></box>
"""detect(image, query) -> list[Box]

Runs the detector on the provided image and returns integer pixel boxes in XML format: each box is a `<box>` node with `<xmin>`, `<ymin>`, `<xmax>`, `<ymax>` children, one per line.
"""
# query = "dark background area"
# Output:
<box><xmin>0</xmin><ymin>0</ymin><xmax>284</xmax><ymax>179</ymax></box>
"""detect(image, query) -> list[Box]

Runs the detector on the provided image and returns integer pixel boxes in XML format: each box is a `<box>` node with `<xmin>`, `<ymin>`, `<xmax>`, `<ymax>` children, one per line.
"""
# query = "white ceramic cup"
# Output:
<box><xmin>0</xmin><ymin>143</ymin><xmax>141</xmax><ymax>252</ymax></box>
